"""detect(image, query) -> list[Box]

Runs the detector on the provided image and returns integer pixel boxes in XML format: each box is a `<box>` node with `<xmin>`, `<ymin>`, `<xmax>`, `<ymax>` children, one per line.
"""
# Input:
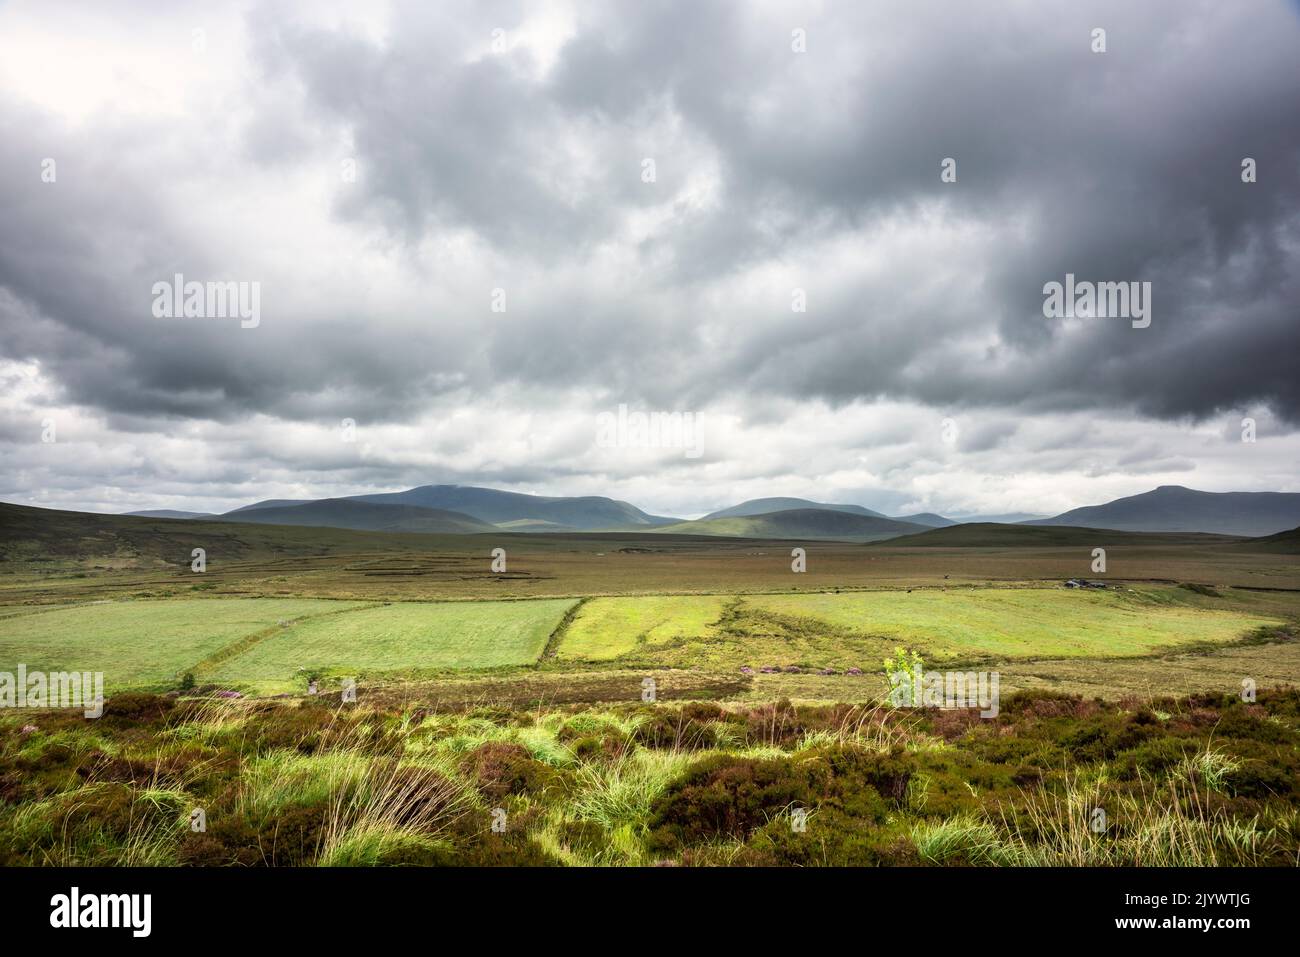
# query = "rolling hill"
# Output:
<box><xmin>114</xmin><ymin>483</ymin><xmax>1300</xmax><ymax>539</ymax></box>
<box><xmin>893</xmin><ymin>512</ymin><xmax>957</xmax><ymax>527</ymax></box>
<box><xmin>951</xmin><ymin>512</ymin><xmax>1048</xmax><ymax>524</ymax></box>
<box><xmin>347</xmin><ymin>484</ymin><xmax>678</xmax><ymax>530</ymax></box>
<box><xmin>224</xmin><ymin>499</ymin><xmax>314</xmax><ymax>514</ymax></box>
<box><xmin>211</xmin><ymin>498</ymin><xmax>496</xmax><ymax>534</ymax></box>
<box><xmin>1232</xmin><ymin>526</ymin><xmax>1300</xmax><ymax>554</ymax></box>
<box><xmin>873</xmin><ymin>522</ymin><xmax>1239</xmax><ymax>548</ymax></box>
<box><xmin>650</xmin><ymin>508</ymin><xmax>928</xmax><ymax>542</ymax></box>
<box><xmin>1031</xmin><ymin>486</ymin><xmax>1300</xmax><ymax>537</ymax></box>
<box><xmin>700</xmin><ymin>497</ymin><xmax>887</xmax><ymax>520</ymax></box>
<box><xmin>0</xmin><ymin>501</ymin><xmax>484</xmax><ymax>567</ymax></box>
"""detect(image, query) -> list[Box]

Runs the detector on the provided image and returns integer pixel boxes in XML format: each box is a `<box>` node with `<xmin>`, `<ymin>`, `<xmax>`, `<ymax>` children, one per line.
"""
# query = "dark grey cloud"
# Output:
<box><xmin>1</xmin><ymin>0</ymin><xmax>1298</xmax><ymax>516</ymax></box>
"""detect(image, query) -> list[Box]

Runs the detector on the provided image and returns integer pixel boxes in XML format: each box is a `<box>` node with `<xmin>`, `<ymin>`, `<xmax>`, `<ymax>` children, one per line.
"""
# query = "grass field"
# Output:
<box><xmin>0</xmin><ymin>598</ymin><xmax>371</xmax><ymax>692</ymax></box>
<box><xmin>205</xmin><ymin>598</ymin><xmax>577</xmax><ymax>693</ymax></box>
<box><xmin>3</xmin><ymin>509</ymin><xmax>1300</xmax><ymax>869</ymax></box>
<box><xmin>1</xmin><ymin>586</ymin><xmax>1291</xmax><ymax>697</ymax></box>
<box><xmin>2</xmin><ymin>504</ymin><xmax>1298</xmax><ymax>702</ymax></box>
<box><xmin>544</xmin><ymin>586</ymin><xmax>1287</xmax><ymax>673</ymax></box>
<box><xmin>556</xmin><ymin>596</ymin><xmax>730</xmax><ymax>661</ymax></box>
<box><xmin>3</xmin><ymin>499</ymin><xmax>1296</xmax><ymax>608</ymax></box>
<box><xmin>743</xmin><ymin>587</ymin><xmax>1283</xmax><ymax>660</ymax></box>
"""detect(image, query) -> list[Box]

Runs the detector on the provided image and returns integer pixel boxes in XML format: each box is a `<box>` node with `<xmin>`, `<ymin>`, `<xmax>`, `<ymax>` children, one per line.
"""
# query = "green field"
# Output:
<box><xmin>3</xmin><ymin>509</ymin><xmax>1300</xmax><ymax>870</ymax></box>
<box><xmin>206</xmin><ymin>598</ymin><xmax>577</xmax><ymax>692</ymax></box>
<box><xmin>556</xmin><ymin>595</ymin><xmax>730</xmax><ymax>661</ymax></box>
<box><xmin>2</xmin><ymin>502</ymin><xmax>1297</xmax><ymax>701</ymax></box>
<box><xmin>546</xmin><ymin>587</ymin><xmax>1284</xmax><ymax>671</ymax></box>
<box><xmin>0</xmin><ymin>598</ymin><xmax>370</xmax><ymax>692</ymax></box>
<box><xmin>1</xmin><ymin>587</ymin><xmax>1286</xmax><ymax>696</ymax></box>
<box><xmin>743</xmin><ymin>587</ymin><xmax>1282</xmax><ymax>660</ymax></box>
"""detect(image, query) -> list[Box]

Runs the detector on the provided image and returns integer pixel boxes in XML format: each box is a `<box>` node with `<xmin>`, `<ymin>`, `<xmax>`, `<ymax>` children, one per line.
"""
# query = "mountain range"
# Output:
<box><xmin>212</xmin><ymin>498</ymin><xmax>497</xmax><ymax>534</ymax></box>
<box><xmin>105</xmin><ymin>483</ymin><xmax>1300</xmax><ymax>541</ymax></box>
<box><xmin>1023</xmin><ymin>486</ymin><xmax>1300</xmax><ymax>538</ymax></box>
<box><xmin>651</xmin><ymin>508</ymin><xmax>928</xmax><ymax>542</ymax></box>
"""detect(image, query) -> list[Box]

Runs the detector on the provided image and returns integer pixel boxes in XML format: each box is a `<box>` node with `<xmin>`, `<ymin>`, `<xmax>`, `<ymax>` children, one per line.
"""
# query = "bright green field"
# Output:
<box><xmin>0</xmin><ymin>598</ymin><xmax>369</xmax><ymax>692</ymax></box>
<box><xmin>743</xmin><ymin>588</ymin><xmax>1282</xmax><ymax>659</ymax></box>
<box><xmin>748</xmin><ymin>587</ymin><xmax>1284</xmax><ymax>660</ymax></box>
<box><xmin>549</xmin><ymin>587</ymin><xmax>1283</xmax><ymax>671</ymax></box>
<box><xmin>1</xmin><ymin>587</ymin><xmax>1285</xmax><ymax>697</ymax></box>
<box><xmin>556</xmin><ymin>596</ymin><xmax>730</xmax><ymax>661</ymax></box>
<box><xmin>207</xmin><ymin>598</ymin><xmax>577</xmax><ymax>692</ymax></box>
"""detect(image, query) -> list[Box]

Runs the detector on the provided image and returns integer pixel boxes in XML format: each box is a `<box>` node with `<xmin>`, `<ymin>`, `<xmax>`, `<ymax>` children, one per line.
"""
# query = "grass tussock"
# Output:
<box><xmin>0</xmin><ymin>686</ymin><xmax>1298</xmax><ymax>866</ymax></box>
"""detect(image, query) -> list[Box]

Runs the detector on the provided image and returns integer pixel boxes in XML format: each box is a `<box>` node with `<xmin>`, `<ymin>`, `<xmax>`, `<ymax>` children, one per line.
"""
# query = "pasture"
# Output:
<box><xmin>204</xmin><ymin>598</ymin><xmax>576</xmax><ymax>693</ymax></box>
<box><xmin>3</xmin><ymin>514</ymin><xmax>1300</xmax><ymax>870</ymax></box>
<box><xmin>742</xmin><ymin>587</ymin><xmax>1284</xmax><ymax>661</ymax></box>
<box><xmin>546</xmin><ymin>586</ymin><xmax>1288</xmax><ymax>674</ymax></box>
<box><xmin>556</xmin><ymin>596</ymin><xmax>730</xmax><ymax>661</ymax></box>
<box><xmin>0</xmin><ymin>584</ymin><xmax>1293</xmax><ymax>698</ymax></box>
<box><xmin>0</xmin><ymin>597</ymin><xmax>370</xmax><ymax>692</ymax></box>
<box><xmin>2</xmin><ymin>505</ymin><xmax>1298</xmax><ymax>702</ymax></box>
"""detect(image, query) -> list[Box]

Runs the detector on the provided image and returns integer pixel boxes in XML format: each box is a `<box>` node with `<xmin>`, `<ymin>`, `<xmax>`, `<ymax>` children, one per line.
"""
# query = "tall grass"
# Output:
<box><xmin>995</xmin><ymin>771</ymin><xmax>1274</xmax><ymax>866</ymax></box>
<box><xmin>912</xmin><ymin>815</ymin><xmax>1008</xmax><ymax>865</ymax></box>
<box><xmin>316</xmin><ymin>754</ymin><xmax>473</xmax><ymax>865</ymax></box>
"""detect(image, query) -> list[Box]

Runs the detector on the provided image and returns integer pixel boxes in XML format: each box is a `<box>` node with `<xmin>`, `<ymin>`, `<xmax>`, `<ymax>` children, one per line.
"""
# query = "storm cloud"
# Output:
<box><xmin>1</xmin><ymin>0</ymin><xmax>1297</xmax><ymax>517</ymax></box>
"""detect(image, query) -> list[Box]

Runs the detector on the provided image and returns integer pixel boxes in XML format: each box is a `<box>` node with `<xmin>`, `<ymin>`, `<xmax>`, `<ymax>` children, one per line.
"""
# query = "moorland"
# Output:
<box><xmin>1</xmin><ymin>497</ymin><xmax>1297</xmax><ymax>866</ymax></box>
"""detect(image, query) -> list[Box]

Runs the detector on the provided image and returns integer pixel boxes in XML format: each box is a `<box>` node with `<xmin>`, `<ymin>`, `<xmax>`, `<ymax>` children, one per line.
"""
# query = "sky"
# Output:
<box><xmin>1</xmin><ymin>0</ymin><xmax>1298</xmax><ymax>521</ymax></box>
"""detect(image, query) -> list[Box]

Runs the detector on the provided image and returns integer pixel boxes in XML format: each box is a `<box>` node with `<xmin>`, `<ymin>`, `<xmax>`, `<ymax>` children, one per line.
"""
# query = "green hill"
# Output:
<box><xmin>211</xmin><ymin>498</ymin><xmax>495</xmax><ymax>534</ymax></box>
<box><xmin>0</xmin><ymin>501</ymin><xmax>486</xmax><ymax>568</ymax></box>
<box><xmin>651</xmin><ymin>508</ymin><xmax>926</xmax><ymax>542</ymax></box>
<box><xmin>124</xmin><ymin>509</ymin><xmax>216</xmax><ymax>519</ymax></box>
<box><xmin>700</xmin><ymin>497</ymin><xmax>887</xmax><ymax>520</ymax></box>
<box><xmin>874</xmin><ymin>522</ymin><xmax>1239</xmax><ymax>548</ymax></box>
<box><xmin>349</xmin><ymin>484</ymin><xmax>678</xmax><ymax>530</ymax></box>
<box><xmin>893</xmin><ymin>512</ymin><xmax>956</xmax><ymax>527</ymax></box>
<box><xmin>1032</xmin><ymin>486</ymin><xmax>1300</xmax><ymax>536</ymax></box>
<box><xmin>1232</xmin><ymin>526</ymin><xmax>1300</xmax><ymax>554</ymax></box>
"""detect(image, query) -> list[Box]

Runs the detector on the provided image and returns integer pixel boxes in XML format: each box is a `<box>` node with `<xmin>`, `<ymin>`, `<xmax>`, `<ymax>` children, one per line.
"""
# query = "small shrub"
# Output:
<box><xmin>461</xmin><ymin>742</ymin><xmax>561</xmax><ymax>801</ymax></box>
<box><xmin>102</xmin><ymin>693</ymin><xmax>174</xmax><ymax>722</ymax></box>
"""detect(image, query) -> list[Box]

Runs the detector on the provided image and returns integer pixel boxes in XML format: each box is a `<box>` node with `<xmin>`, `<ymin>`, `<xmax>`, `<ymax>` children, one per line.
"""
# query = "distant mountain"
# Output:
<box><xmin>1029</xmin><ymin>486</ymin><xmax>1300</xmax><ymax>537</ymax></box>
<box><xmin>875</xmin><ymin>522</ymin><xmax>1236</xmax><ymax>548</ymax></box>
<box><xmin>214</xmin><ymin>498</ymin><xmax>496</xmax><ymax>534</ymax></box>
<box><xmin>892</xmin><ymin>512</ymin><xmax>956</xmax><ymax>527</ymax></box>
<box><xmin>0</xmin><ymin>501</ymin><xmax>492</xmax><ymax>567</ymax></box>
<box><xmin>953</xmin><ymin>512</ymin><xmax>1048</xmax><ymax>525</ymax></box>
<box><xmin>125</xmin><ymin>509</ymin><xmax>214</xmax><ymax>519</ymax></box>
<box><xmin>701</xmin><ymin>498</ymin><xmax>887</xmax><ymax>520</ymax></box>
<box><xmin>347</xmin><ymin>485</ymin><xmax>678</xmax><ymax>530</ymax></box>
<box><xmin>651</xmin><ymin>508</ymin><xmax>927</xmax><ymax>542</ymax></box>
<box><xmin>226</xmin><ymin>499</ymin><xmax>313</xmax><ymax>514</ymax></box>
<box><xmin>493</xmin><ymin>519</ymin><xmax>577</xmax><ymax>532</ymax></box>
<box><xmin>143</xmin><ymin>483</ymin><xmax>1300</xmax><ymax>539</ymax></box>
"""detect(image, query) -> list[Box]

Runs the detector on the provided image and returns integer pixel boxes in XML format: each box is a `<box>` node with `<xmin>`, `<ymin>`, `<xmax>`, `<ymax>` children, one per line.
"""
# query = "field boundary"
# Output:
<box><xmin>188</xmin><ymin>601</ymin><xmax>379</xmax><ymax>680</ymax></box>
<box><xmin>541</xmin><ymin>597</ymin><xmax>588</xmax><ymax>660</ymax></box>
